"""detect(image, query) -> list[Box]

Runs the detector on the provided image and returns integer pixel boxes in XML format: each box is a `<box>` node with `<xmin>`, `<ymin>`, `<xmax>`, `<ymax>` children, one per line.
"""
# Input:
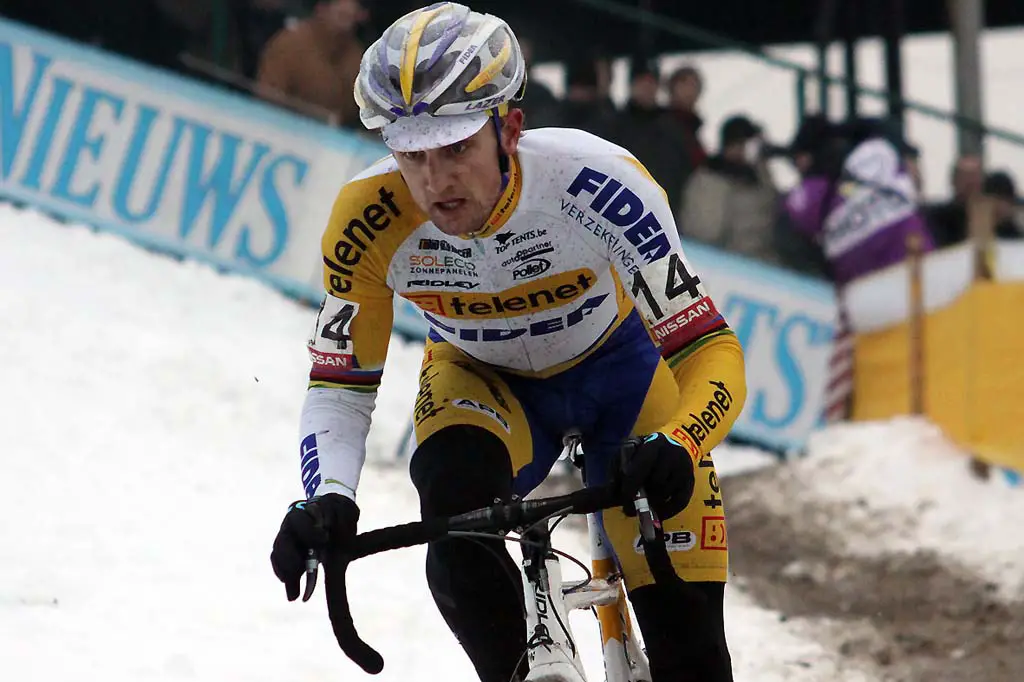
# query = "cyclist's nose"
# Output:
<box><xmin>423</xmin><ymin>154</ymin><xmax>455</xmax><ymax>196</ymax></box>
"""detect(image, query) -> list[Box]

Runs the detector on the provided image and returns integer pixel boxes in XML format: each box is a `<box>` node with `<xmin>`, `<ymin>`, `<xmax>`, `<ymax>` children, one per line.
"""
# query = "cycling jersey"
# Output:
<box><xmin>299</xmin><ymin>128</ymin><xmax>746</xmax><ymax>502</ymax></box>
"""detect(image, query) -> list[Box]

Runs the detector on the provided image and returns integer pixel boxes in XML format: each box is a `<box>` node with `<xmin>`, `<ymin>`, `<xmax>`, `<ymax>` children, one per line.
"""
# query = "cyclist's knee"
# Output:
<box><xmin>412</xmin><ymin>427</ymin><xmax>526</xmax><ymax>682</ymax></box>
<box><xmin>410</xmin><ymin>425</ymin><xmax>513</xmax><ymax>517</ymax></box>
<box><xmin>629</xmin><ymin>580</ymin><xmax>733</xmax><ymax>682</ymax></box>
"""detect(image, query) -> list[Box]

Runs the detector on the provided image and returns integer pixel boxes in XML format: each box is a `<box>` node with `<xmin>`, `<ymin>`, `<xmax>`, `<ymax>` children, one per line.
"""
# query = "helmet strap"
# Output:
<box><xmin>491</xmin><ymin>108</ymin><xmax>510</xmax><ymax>185</ymax></box>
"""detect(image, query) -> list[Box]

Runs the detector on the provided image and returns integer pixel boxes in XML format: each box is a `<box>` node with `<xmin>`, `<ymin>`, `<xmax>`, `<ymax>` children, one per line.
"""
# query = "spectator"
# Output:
<box><xmin>608</xmin><ymin>57</ymin><xmax>691</xmax><ymax>215</ymax></box>
<box><xmin>782</xmin><ymin>116</ymin><xmax>934</xmax><ymax>286</ymax></box>
<box><xmin>664</xmin><ymin>65</ymin><xmax>708</xmax><ymax>169</ymax></box>
<box><xmin>770</xmin><ymin>116</ymin><xmax>832</xmax><ymax>277</ymax></box>
<box><xmin>516</xmin><ymin>36</ymin><xmax>564</xmax><ymax>129</ymax></box>
<box><xmin>560</xmin><ymin>54</ymin><xmax>617</xmax><ymax>138</ymax></box>
<box><xmin>678</xmin><ymin>115</ymin><xmax>782</xmax><ymax>265</ymax></box>
<box><xmin>925</xmin><ymin>154</ymin><xmax>984</xmax><ymax>248</ymax></box>
<box><xmin>985</xmin><ymin>172</ymin><xmax>1024</xmax><ymax>239</ymax></box>
<box><xmin>256</xmin><ymin>0</ymin><xmax>368</xmax><ymax>127</ymax></box>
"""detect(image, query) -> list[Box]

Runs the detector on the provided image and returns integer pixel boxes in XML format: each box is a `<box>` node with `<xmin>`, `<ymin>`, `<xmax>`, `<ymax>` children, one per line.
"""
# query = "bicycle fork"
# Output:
<box><xmin>520</xmin><ymin>524</ymin><xmax>588</xmax><ymax>682</ymax></box>
<box><xmin>587</xmin><ymin>514</ymin><xmax>652</xmax><ymax>682</ymax></box>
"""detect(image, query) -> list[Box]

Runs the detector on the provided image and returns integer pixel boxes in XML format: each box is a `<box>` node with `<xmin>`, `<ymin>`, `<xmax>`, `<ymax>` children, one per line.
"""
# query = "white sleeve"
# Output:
<box><xmin>297</xmin><ymin>387</ymin><xmax>377</xmax><ymax>501</ymax></box>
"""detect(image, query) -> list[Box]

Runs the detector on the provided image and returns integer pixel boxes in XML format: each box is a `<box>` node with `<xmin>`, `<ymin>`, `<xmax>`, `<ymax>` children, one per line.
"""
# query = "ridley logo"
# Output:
<box><xmin>512</xmin><ymin>258</ymin><xmax>552</xmax><ymax>280</ymax></box>
<box><xmin>407</xmin><ymin>279</ymin><xmax>480</xmax><ymax>290</ymax></box>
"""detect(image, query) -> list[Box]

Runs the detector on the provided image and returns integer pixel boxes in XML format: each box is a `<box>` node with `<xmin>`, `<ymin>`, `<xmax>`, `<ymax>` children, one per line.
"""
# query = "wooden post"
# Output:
<box><xmin>966</xmin><ymin>194</ymin><xmax>996</xmax><ymax>479</ymax></box>
<box><xmin>968</xmin><ymin>194</ymin><xmax>997</xmax><ymax>279</ymax></box>
<box><xmin>906</xmin><ymin>232</ymin><xmax>926</xmax><ymax>416</ymax></box>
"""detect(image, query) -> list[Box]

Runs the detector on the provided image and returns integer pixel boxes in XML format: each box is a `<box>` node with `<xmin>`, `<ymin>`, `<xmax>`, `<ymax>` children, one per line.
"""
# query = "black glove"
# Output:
<box><xmin>617</xmin><ymin>433</ymin><xmax>696</xmax><ymax>521</ymax></box>
<box><xmin>270</xmin><ymin>493</ymin><xmax>384</xmax><ymax>674</ymax></box>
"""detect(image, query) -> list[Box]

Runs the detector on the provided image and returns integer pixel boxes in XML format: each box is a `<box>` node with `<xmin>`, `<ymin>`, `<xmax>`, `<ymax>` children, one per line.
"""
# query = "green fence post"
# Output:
<box><xmin>796</xmin><ymin>70</ymin><xmax>808</xmax><ymax>122</ymax></box>
<box><xmin>212</xmin><ymin>0</ymin><xmax>229</xmax><ymax>69</ymax></box>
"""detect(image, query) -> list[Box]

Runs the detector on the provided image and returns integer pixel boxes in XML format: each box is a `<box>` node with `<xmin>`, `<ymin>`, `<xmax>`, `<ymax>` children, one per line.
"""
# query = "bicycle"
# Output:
<box><xmin>301</xmin><ymin>433</ymin><xmax>678</xmax><ymax>682</ymax></box>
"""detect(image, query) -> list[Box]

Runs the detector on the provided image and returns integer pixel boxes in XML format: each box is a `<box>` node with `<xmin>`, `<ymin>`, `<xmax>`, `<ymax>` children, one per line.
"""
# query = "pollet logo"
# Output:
<box><xmin>512</xmin><ymin>258</ymin><xmax>552</xmax><ymax>280</ymax></box>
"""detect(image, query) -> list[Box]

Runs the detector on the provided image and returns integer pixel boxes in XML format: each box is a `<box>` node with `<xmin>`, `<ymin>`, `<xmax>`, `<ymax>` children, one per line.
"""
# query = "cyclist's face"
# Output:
<box><xmin>394</xmin><ymin>109</ymin><xmax>524</xmax><ymax>236</ymax></box>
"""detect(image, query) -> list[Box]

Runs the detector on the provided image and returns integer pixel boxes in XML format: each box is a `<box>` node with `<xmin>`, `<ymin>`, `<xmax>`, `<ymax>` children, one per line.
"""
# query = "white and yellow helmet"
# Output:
<box><xmin>354</xmin><ymin>2</ymin><xmax>527</xmax><ymax>152</ymax></box>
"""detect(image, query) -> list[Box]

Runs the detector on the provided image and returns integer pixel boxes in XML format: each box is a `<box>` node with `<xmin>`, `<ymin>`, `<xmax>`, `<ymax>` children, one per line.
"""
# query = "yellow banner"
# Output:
<box><xmin>852</xmin><ymin>281</ymin><xmax>1024</xmax><ymax>471</ymax></box>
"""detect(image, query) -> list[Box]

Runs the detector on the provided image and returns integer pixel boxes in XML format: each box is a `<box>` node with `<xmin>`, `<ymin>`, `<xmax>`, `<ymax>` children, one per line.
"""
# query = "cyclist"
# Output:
<box><xmin>271</xmin><ymin>4</ymin><xmax>746</xmax><ymax>681</ymax></box>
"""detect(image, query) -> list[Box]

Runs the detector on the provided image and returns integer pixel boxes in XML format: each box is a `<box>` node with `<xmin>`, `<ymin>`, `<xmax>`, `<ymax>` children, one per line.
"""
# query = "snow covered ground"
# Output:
<box><xmin>2</xmin><ymin>205</ymin><xmax>1019</xmax><ymax>681</ymax></box>
<box><xmin>788</xmin><ymin>419</ymin><xmax>1024</xmax><ymax>600</ymax></box>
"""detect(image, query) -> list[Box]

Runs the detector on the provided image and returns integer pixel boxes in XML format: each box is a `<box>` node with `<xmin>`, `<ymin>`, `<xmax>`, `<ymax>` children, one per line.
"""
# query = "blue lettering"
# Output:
<box><xmin>300</xmin><ymin>433</ymin><xmax>318</xmax><ymax>465</ymax></box>
<box><xmin>752</xmin><ymin>314</ymin><xmax>818</xmax><ymax>429</ymax></box>
<box><xmin>426</xmin><ymin>295</ymin><xmax>610</xmax><ymax>342</ymax></box>
<box><xmin>424</xmin><ymin>312</ymin><xmax>456</xmax><ymax>334</ymax></box>
<box><xmin>565</xmin><ymin>294</ymin><xmax>609</xmax><ymax>326</ymax></box>
<box><xmin>623</xmin><ymin>211</ymin><xmax>661</xmax><ymax>247</ymax></box>
<box><xmin>113</xmin><ymin>108</ymin><xmax>187</xmax><ymax>223</ymax></box>
<box><xmin>20</xmin><ymin>77</ymin><xmax>73</xmax><ymax>191</ymax></box>
<box><xmin>723</xmin><ymin>295</ymin><xmax>778</xmax><ymax>351</ymax></box>
<box><xmin>0</xmin><ymin>46</ymin><xmax>51</xmax><ymax>179</ymax></box>
<box><xmin>179</xmin><ymin>121</ymin><xmax>270</xmax><ymax>249</ymax></box>
<box><xmin>636</xmin><ymin>233</ymin><xmax>671</xmax><ymax>263</ymax></box>
<box><xmin>530</xmin><ymin>316</ymin><xmax>563</xmax><ymax>335</ymax></box>
<box><xmin>52</xmin><ymin>87</ymin><xmax>125</xmax><ymax>207</ymax></box>
<box><xmin>601</xmin><ymin>187</ymin><xmax>644</xmax><ymax>227</ymax></box>
<box><xmin>589</xmin><ymin>178</ymin><xmax>621</xmax><ymax>213</ymax></box>
<box><xmin>566</xmin><ymin>166</ymin><xmax>606</xmax><ymax>198</ymax></box>
<box><xmin>236</xmin><ymin>153</ymin><xmax>308</xmax><ymax>267</ymax></box>
<box><xmin>300</xmin><ymin>433</ymin><xmax>320</xmax><ymax>499</ymax></box>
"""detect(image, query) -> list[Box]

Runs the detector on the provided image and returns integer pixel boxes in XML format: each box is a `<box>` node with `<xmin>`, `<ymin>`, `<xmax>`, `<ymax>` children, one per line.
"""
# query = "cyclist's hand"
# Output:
<box><xmin>271</xmin><ymin>493</ymin><xmax>357</xmax><ymax>599</ymax></box>
<box><xmin>617</xmin><ymin>433</ymin><xmax>696</xmax><ymax>521</ymax></box>
<box><xmin>270</xmin><ymin>494</ymin><xmax>384</xmax><ymax>674</ymax></box>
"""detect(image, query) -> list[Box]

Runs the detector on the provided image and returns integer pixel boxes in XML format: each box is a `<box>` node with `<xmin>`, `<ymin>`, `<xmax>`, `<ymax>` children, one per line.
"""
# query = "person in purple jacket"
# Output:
<box><xmin>783</xmin><ymin>117</ymin><xmax>934</xmax><ymax>286</ymax></box>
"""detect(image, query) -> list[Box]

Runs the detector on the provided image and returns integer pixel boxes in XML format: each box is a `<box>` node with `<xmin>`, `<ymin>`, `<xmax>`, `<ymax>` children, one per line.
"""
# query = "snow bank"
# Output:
<box><xmin>792</xmin><ymin>418</ymin><xmax>1024</xmax><ymax>599</ymax></box>
<box><xmin>0</xmin><ymin>205</ymin><xmax>875</xmax><ymax>681</ymax></box>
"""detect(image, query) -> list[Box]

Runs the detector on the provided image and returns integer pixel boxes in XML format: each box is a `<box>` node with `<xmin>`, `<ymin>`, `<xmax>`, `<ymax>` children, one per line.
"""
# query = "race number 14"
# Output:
<box><xmin>311</xmin><ymin>296</ymin><xmax>360</xmax><ymax>352</ymax></box>
<box><xmin>630</xmin><ymin>253</ymin><xmax>703</xmax><ymax>321</ymax></box>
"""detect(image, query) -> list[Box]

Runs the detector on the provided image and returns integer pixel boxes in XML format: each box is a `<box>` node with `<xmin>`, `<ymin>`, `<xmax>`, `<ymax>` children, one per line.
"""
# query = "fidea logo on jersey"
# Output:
<box><xmin>566</xmin><ymin>167</ymin><xmax>672</xmax><ymax>264</ymax></box>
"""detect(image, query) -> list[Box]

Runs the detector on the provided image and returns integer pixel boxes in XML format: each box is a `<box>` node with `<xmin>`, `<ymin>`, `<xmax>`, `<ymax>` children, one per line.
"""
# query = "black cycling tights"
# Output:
<box><xmin>410</xmin><ymin>425</ymin><xmax>733</xmax><ymax>682</ymax></box>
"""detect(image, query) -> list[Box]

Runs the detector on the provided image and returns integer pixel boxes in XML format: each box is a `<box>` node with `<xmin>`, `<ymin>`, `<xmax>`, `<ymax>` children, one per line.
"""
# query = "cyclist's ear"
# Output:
<box><xmin>323</xmin><ymin>549</ymin><xmax>385</xmax><ymax>674</ymax></box>
<box><xmin>499</xmin><ymin>107</ymin><xmax>525</xmax><ymax>155</ymax></box>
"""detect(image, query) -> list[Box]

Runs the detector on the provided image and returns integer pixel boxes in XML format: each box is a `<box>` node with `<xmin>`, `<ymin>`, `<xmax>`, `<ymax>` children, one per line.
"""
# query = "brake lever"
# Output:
<box><xmin>302</xmin><ymin>548</ymin><xmax>319</xmax><ymax>602</ymax></box>
<box><xmin>633</xmin><ymin>488</ymin><xmax>662</xmax><ymax>543</ymax></box>
<box><xmin>619</xmin><ymin>439</ymin><xmax>663</xmax><ymax>543</ymax></box>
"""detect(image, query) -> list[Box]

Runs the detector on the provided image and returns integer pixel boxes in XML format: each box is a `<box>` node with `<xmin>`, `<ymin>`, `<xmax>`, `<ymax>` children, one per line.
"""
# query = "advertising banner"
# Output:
<box><xmin>0</xmin><ymin>19</ymin><xmax>839</xmax><ymax>451</ymax></box>
<box><xmin>0</xmin><ymin>19</ymin><xmax>385</xmax><ymax>301</ymax></box>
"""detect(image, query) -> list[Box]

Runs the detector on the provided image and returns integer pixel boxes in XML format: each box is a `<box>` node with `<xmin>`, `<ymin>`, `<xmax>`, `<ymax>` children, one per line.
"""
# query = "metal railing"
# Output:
<box><xmin>197</xmin><ymin>0</ymin><xmax>1024</xmax><ymax>149</ymax></box>
<box><xmin>569</xmin><ymin>0</ymin><xmax>1024</xmax><ymax>149</ymax></box>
